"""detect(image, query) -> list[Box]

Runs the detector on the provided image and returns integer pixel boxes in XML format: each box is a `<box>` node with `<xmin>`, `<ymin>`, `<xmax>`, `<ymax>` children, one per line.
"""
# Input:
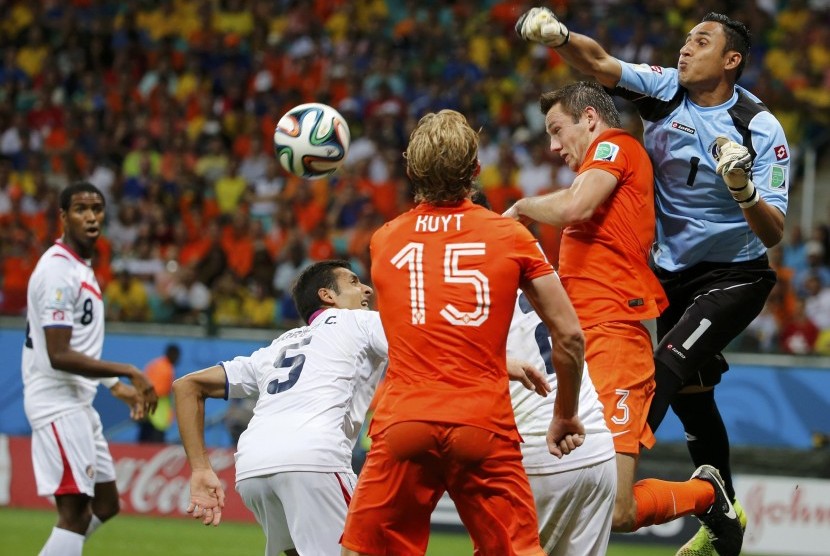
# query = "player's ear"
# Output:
<box><xmin>318</xmin><ymin>287</ymin><xmax>335</xmax><ymax>305</ymax></box>
<box><xmin>724</xmin><ymin>51</ymin><xmax>742</xmax><ymax>73</ymax></box>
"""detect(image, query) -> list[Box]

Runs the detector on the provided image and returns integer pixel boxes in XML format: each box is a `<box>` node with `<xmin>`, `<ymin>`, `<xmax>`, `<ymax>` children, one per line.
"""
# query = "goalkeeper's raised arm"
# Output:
<box><xmin>515</xmin><ymin>7</ymin><xmax>622</xmax><ymax>88</ymax></box>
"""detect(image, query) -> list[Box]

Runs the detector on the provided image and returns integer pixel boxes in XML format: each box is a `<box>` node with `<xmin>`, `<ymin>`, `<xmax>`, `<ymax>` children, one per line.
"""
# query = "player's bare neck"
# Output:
<box><xmin>688</xmin><ymin>81</ymin><xmax>735</xmax><ymax>107</ymax></box>
<box><xmin>62</xmin><ymin>235</ymin><xmax>94</xmax><ymax>260</ymax></box>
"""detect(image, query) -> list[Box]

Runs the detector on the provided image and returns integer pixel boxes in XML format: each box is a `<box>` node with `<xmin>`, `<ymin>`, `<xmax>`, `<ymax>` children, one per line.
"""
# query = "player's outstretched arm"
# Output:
<box><xmin>44</xmin><ymin>326</ymin><xmax>158</xmax><ymax>414</ymax></box>
<box><xmin>515</xmin><ymin>7</ymin><xmax>622</xmax><ymax>88</ymax></box>
<box><xmin>504</xmin><ymin>169</ymin><xmax>618</xmax><ymax>227</ymax></box>
<box><xmin>173</xmin><ymin>365</ymin><xmax>229</xmax><ymax>526</ymax></box>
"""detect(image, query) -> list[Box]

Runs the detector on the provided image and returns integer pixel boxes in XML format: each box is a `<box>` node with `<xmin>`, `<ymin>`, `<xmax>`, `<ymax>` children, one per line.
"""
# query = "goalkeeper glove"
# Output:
<box><xmin>515</xmin><ymin>7</ymin><xmax>570</xmax><ymax>48</ymax></box>
<box><xmin>714</xmin><ymin>136</ymin><xmax>759</xmax><ymax>209</ymax></box>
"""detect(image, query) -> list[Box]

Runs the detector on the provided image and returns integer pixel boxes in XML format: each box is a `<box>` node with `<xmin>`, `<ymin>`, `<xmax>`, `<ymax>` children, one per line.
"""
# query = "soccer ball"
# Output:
<box><xmin>273</xmin><ymin>102</ymin><xmax>351</xmax><ymax>180</ymax></box>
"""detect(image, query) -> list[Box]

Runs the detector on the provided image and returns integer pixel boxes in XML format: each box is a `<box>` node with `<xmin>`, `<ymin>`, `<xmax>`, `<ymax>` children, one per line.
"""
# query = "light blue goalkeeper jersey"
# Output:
<box><xmin>613</xmin><ymin>61</ymin><xmax>790</xmax><ymax>272</ymax></box>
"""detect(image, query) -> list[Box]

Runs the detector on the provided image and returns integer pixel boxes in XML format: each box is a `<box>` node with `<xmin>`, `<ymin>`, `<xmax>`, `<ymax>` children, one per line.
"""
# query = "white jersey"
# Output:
<box><xmin>508</xmin><ymin>293</ymin><xmax>615</xmax><ymax>474</ymax></box>
<box><xmin>225</xmin><ymin>308</ymin><xmax>388</xmax><ymax>481</ymax></box>
<box><xmin>22</xmin><ymin>241</ymin><xmax>107</xmax><ymax>429</ymax></box>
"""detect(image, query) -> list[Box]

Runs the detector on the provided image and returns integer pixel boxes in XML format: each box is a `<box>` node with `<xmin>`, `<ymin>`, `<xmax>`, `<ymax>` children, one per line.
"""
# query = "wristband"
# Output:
<box><xmin>736</xmin><ymin>180</ymin><xmax>759</xmax><ymax>209</ymax></box>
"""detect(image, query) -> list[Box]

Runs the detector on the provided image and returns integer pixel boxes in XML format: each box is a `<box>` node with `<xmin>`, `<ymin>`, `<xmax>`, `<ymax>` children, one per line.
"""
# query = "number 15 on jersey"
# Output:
<box><xmin>391</xmin><ymin>242</ymin><xmax>491</xmax><ymax>327</ymax></box>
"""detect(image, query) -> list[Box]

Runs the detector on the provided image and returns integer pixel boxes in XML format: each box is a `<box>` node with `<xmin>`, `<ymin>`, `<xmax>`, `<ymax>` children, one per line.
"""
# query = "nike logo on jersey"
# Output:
<box><xmin>671</xmin><ymin>121</ymin><xmax>695</xmax><ymax>135</ymax></box>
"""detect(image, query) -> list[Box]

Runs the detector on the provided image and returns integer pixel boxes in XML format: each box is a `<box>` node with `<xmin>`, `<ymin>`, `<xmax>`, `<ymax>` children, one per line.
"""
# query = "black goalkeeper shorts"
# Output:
<box><xmin>653</xmin><ymin>255</ymin><xmax>776</xmax><ymax>387</ymax></box>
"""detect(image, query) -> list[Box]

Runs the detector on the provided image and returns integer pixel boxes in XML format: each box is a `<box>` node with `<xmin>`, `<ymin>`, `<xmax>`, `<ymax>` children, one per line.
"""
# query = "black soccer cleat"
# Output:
<box><xmin>691</xmin><ymin>465</ymin><xmax>744</xmax><ymax>556</ymax></box>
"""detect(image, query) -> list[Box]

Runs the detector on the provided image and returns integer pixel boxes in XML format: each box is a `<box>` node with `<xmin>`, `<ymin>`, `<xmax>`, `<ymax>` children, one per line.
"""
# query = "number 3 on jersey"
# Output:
<box><xmin>391</xmin><ymin>242</ymin><xmax>490</xmax><ymax>326</ymax></box>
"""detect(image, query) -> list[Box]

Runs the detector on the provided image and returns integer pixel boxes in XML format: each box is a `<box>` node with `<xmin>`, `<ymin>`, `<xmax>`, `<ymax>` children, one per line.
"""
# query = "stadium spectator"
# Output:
<box><xmin>517</xmin><ymin>8</ymin><xmax>790</xmax><ymax>555</ymax></box>
<box><xmin>22</xmin><ymin>182</ymin><xmax>156</xmax><ymax>556</ymax></box>
<box><xmin>803</xmin><ymin>274</ymin><xmax>830</xmax><ymax>332</ymax></box>
<box><xmin>174</xmin><ymin>260</ymin><xmax>387</xmax><ymax>555</ymax></box>
<box><xmin>137</xmin><ymin>343</ymin><xmax>181</xmax><ymax>444</ymax></box>
<box><xmin>779</xmin><ymin>297</ymin><xmax>819</xmax><ymax>355</ymax></box>
<box><xmin>103</xmin><ymin>269</ymin><xmax>150</xmax><ymax>322</ymax></box>
<box><xmin>793</xmin><ymin>240</ymin><xmax>830</xmax><ymax>296</ymax></box>
<box><xmin>342</xmin><ymin>109</ymin><xmax>585</xmax><ymax>555</ymax></box>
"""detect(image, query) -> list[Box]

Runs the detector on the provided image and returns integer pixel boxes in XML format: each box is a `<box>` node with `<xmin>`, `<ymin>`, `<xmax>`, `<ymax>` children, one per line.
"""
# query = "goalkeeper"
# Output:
<box><xmin>517</xmin><ymin>8</ymin><xmax>789</xmax><ymax>556</ymax></box>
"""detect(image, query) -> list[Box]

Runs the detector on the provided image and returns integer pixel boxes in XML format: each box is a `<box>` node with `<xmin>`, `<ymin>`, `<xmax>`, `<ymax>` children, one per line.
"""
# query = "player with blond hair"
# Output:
<box><xmin>341</xmin><ymin>109</ymin><xmax>586</xmax><ymax>556</ymax></box>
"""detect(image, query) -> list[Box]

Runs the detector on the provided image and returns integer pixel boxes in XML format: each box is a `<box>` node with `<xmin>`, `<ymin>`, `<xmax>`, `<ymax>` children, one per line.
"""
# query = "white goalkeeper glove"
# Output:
<box><xmin>515</xmin><ymin>7</ymin><xmax>570</xmax><ymax>48</ymax></box>
<box><xmin>714</xmin><ymin>136</ymin><xmax>758</xmax><ymax>209</ymax></box>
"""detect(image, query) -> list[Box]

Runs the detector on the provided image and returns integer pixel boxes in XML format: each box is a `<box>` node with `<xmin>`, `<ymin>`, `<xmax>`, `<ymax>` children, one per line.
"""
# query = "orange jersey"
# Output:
<box><xmin>558</xmin><ymin>129</ymin><xmax>667</xmax><ymax>328</ymax></box>
<box><xmin>369</xmin><ymin>199</ymin><xmax>554</xmax><ymax>441</ymax></box>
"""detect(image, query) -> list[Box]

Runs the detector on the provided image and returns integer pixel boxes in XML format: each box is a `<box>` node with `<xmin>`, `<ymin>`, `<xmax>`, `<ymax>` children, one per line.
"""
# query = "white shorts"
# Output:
<box><xmin>530</xmin><ymin>457</ymin><xmax>616</xmax><ymax>556</ymax></box>
<box><xmin>236</xmin><ymin>471</ymin><xmax>356</xmax><ymax>556</ymax></box>
<box><xmin>31</xmin><ymin>407</ymin><xmax>116</xmax><ymax>498</ymax></box>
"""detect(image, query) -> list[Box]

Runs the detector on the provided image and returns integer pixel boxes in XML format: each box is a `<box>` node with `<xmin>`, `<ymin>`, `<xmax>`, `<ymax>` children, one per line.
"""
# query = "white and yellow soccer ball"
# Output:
<box><xmin>273</xmin><ymin>102</ymin><xmax>351</xmax><ymax>180</ymax></box>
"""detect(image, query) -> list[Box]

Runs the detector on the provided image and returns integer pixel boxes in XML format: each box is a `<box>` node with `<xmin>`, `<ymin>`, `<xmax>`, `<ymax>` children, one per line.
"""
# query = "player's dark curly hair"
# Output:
<box><xmin>292</xmin><ymin>260</ymin><xmax>352</xmax><ymax>324</ymax></box>
<box><xmin>702</xmin><ymin>12</ymin><xmax>751</xmax><ymax>80</ymax></box>
<box><xmin>60</xmin><ymin>181</ymin><xmax>105</xmax><ymax>211</ymax></box>
<box><xmin>540</xmin><ymin>81</ymin><xmax>622</xmax><ymax>128</ymax></box>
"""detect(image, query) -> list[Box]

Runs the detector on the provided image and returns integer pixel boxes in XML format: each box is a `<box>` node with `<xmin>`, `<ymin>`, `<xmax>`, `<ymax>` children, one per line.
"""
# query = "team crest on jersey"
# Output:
<box><xmin>671</xmin><ymin>121</ymin><xmax>695</xmax><ymax>135</ymax></box>
<box><xmin>86</xmin><ymin>465</ymin><xmax>95</xmax><ymax>479</ymax></box>
<box><xmin>52</xmin><ymin>310</ymin><xmax>65</xmax><ymax>321</ymax></box>
<box><xmin>770</xmin><ymin>165</ymin><xmax>787</xmax><ymax>190</ymax></box>
<box><xmin>774</xmin><ymin>144</ymin><xmax>788</xmax><ymax>160</ymax></box>
<box><xmin>708</xmin><ymin>139</ymin><xmax>723</xmax><ymax>160</ymax></box>
<box><xmin>593</xmin><ymin>142</ymin><xmax>620</xmax><ymax>162</ymax></box>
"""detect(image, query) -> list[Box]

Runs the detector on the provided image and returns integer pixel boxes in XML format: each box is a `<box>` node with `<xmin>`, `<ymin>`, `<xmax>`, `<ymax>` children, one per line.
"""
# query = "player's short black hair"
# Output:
<box><xmin>702</xmin><ymin>12</ymin><xmax>751</xmax><ymax>80</ymax></box>
<box><xmin>60</xmin><ymin>181</ymin><xmax>105</xmax><ymax>211</ymax></box>
<box><xmin>540</xmin><ymin>81</ymin><xmax>622</xmax><ymax>129</ymax></box>
<box><xmin>470</xmin><ymin>189</ymin><xmax>492</xmax><ymax>210</ymax></box>
<box><xmin>292</xmin><ymin>260</ymin><xmax>352</xmax><ymax>324</ymax></box>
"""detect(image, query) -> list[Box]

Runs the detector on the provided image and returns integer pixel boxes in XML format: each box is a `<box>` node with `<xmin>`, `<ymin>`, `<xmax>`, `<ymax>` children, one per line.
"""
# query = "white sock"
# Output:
<box><xmin>38</xmin><ymin>527</ymin><xmax>84</xmax><ymax>556</ymax></box>
<box><xmin>85</xmin><ymin>514</ymin><xmax>103</xmax><ymax>538</ymax></box>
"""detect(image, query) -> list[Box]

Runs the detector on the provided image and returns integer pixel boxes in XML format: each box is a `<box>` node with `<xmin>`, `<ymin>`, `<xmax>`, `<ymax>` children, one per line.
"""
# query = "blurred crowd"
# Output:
<box><xmin>0</xmin><ymin>0</ymin><xmax>828</xmax><ymax>352</ymax></box>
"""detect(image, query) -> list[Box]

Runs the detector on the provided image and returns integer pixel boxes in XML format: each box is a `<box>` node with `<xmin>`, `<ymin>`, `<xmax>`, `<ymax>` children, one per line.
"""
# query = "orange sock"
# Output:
<box><xmin>632</xmin><ymin>478</ymin><xmax>715</xmax><ymax>529</ymax></box>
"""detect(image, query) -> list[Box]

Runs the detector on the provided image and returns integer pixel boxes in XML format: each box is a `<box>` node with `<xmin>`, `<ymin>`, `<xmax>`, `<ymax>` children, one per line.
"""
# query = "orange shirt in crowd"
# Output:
<box><xmin>145</xmin><ymin>355</ymin><xmax>175</xmax><ymax>397</ymax></box>
<box><xmin>557</xmin><ymin>129</ymin><xmax>667</xmax><ymax>328</ymax></box>
<box><xmin>369</xmin><ymin>199</ymin><xmax>554</xmax><ymax>441</ymax></box>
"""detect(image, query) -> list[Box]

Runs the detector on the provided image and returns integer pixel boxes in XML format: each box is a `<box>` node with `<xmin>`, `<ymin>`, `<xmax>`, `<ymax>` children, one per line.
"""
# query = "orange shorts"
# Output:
<box><xmin>584</xmin><ymin>321</ymin><xmax>656</xmax><ymax>454</ymax></box>
<box><xmin>341</xmin><ymin>422</ymin><xmax>544</xmax><ymax>556</ymax></box>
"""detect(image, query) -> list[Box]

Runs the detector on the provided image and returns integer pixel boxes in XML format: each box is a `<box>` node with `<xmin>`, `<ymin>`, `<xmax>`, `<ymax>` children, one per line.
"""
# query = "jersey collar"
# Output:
<box><xmin>307</xmin><ymin>308</ymin><xmax>328</xmax><ymax>324</ymax></box>
<box><xmin>55</xmin><ymin>239</ymin><xmax>92</xmax><ymax>266</ymax></box>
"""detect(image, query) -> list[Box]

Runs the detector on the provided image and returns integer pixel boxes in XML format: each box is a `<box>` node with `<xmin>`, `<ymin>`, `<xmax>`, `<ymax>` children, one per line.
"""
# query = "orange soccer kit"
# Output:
<box><xmin>342</xmin><ymin>199</ymin><xmax>551</xmax><ymax>556</ymax></box>
<box><xmin>557</xmin><ymin>128</ymin><xmax>668</xmax><ymax>455</ymax></box>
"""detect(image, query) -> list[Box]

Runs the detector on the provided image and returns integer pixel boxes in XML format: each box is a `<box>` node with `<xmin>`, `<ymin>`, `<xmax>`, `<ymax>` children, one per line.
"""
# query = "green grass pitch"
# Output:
<box><xmin>0</xmin><ymin>507</ymin><xmax>679</xmax><ymax>555</ymax></box>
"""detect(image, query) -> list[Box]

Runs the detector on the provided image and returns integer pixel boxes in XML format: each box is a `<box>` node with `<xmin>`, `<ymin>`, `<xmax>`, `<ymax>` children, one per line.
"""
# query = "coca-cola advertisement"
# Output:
<box><xmin>1</xmin><ymin>435</ymin><xmax>255</xmax><ymax>522</ymax></box>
